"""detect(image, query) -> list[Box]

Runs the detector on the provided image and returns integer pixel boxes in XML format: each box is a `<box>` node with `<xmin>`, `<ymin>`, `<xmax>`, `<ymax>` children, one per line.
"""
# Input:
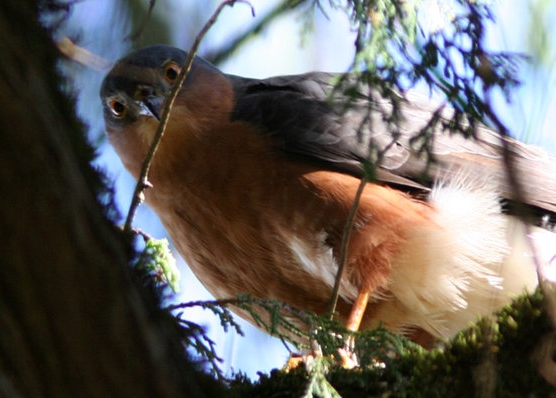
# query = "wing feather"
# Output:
<box><xmin>229</xmin><ymin>72</ymin><xmax>556</xmax><ymax>213</ymax></box>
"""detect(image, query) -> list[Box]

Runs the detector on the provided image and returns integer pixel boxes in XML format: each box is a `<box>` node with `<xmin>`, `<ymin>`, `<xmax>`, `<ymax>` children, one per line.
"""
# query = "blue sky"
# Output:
<box><xmin>61</xmin><ymin>0</ymin><xmax>556</xmax><ymax>378</ymax></box>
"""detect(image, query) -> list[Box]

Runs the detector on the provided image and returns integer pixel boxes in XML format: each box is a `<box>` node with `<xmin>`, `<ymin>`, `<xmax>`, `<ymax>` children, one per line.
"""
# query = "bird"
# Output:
<box><xmin>101</xmin><ymin>44</ymin><xmax>556</xmax><ymax>347</ymax></box>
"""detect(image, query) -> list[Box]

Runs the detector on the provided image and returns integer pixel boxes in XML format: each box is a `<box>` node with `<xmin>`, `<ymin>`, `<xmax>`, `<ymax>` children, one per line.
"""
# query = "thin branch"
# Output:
<box><xmin>481</xmin><ymin>91</ymin><xmax>556</xmax><ymax>332</ymax></box>
<box><xmin>206</xmin><ymin>0</ymin><xmax>296</xmax><ymax>65</ymax></box>
<box><xmin>167</xmin><ymin>297</ymin><xmax>247</xmax><ymax>310</ymax></box>
<box><xmin>123</xmin><ymin>0</ymin><xmax>255</xmax><ymax>235</ymax></box>
<box><xmin>328</xmin><ymin>174</ymin><xmax>367</xmax><ymax>316</ymax></box>
<box><xmin>56</xmin><ymin>36</ymin><xmax>112</xmax><ymax>71</ymax></box>
<box><xmin>132</xmin><ymin>228</ymin><xmax>154</xmax><ymax>242</ymax></box>
<box><xmin>126</xmin><ymin>0</ymin><xmax>157</xmax><ymax>41</ymax></box>
<box><xmin>167</xmin><ymin>296</ymin><xmax>310</xmax><ymax>324</ymax></box>
<box><xmin>327</xmin><ymin>92</ymin><xmax>381</xmax><ymax>317</ymax></box>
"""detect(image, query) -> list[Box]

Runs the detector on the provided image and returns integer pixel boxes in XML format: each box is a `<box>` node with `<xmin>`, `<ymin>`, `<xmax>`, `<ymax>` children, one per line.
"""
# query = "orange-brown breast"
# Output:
<box><xmin>136</xmin><ymin>96</ymin><xmax>436</xmax><ymax>331</ymax></box>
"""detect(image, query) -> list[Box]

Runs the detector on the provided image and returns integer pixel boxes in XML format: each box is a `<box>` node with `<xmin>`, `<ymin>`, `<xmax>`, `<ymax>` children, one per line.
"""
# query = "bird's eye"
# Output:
<box><xmin>163</xmin><ymin>62</ymin><xmax>181</xmax><ymax>83</ymax></box>
<box><xmin>108</xmin><ymin>98</ymin><xmax>127</xmax><ymax>118</ymax></box>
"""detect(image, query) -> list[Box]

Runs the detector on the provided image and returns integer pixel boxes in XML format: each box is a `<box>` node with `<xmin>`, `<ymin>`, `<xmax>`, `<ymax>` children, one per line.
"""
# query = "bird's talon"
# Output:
<box><xmin>283</xmin><ymin>352</ymin><xmax>315</xmax><ymax>372</ymax></box>
<box><xmin>337</xmin><ymin>347</ymin><xmax>359</xmax><ymax>369</ymax></box>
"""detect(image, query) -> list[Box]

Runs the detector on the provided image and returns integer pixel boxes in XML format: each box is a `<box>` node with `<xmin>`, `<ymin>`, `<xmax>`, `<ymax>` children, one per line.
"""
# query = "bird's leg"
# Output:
<box><xmin>283</xmin><ymin>338</ymin><xmax>323</xmax><ymax>372</ymax></box>
<box><xmin>345</xmin><ymin>289</ymin><xmax>370</xmax><ymax>331</ymax></box>
<box><xmin>336</xmin><ymin>289</ymin><xmax>371</xmax><ymax>368</ymax></box>
<box><xmin>284</xmin><ymin>292</ymin><xmax>370</xmax><ymax>371</ymax></box>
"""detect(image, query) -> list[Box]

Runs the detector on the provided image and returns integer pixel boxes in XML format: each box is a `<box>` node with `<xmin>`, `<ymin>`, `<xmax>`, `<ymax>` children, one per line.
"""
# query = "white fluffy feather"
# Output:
<box><xmin>389</xmin><ymin>172</ymin><xmax>544</xmax><ymax>338</ymax></box>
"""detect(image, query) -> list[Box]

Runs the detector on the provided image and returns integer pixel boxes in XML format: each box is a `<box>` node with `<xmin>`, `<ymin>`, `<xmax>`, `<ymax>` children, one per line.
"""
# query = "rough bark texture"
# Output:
<box><xmin>0</xmin><ymin>1</ymin><xmax>217</xmax><ymax>396</ymax></box>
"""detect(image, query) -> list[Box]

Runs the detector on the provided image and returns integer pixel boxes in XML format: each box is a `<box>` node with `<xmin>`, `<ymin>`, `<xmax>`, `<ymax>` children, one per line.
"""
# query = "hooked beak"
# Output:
<box><xmin>137</xmin><ymin>96</ymin><xmax>164</xmax><ymax>121</ymax></box>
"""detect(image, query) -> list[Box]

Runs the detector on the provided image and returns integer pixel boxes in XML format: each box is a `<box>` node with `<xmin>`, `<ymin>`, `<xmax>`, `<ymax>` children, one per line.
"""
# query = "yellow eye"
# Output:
<box><xmin>163</xmin><ymin>62</ymin><xmax>181</xmax><ymax>83</ymax></box>
<box><xmin>108</xmin><ymin>98</ymin><xmax>127</xmax><ymax>118</ymax></box>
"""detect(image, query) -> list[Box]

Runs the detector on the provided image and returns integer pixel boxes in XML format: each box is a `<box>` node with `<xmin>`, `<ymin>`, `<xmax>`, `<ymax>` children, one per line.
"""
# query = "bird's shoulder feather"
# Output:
<box><xmin>227</xmin><ymin>71</ymin><xmax>556</xmax><ymax>214</ymax></box>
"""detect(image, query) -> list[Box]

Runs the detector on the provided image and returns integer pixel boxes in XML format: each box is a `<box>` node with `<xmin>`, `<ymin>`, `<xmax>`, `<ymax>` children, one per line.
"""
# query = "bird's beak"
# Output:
<box><xmin>137</xmin><ymin>96</ymin><xmax>164</xmax><ymax>121</ymax></box>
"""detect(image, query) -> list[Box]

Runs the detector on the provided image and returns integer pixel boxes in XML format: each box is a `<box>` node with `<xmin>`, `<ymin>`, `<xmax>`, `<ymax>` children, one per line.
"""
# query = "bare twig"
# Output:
<box><xmin>482</xmin><ymin>89</ymin><xmax>556</xmax><ymax>373</ymax></box>
<box><xmin>56</xmin><ymin>36</ymin><xmax>112</xmax><ymax>71</ymax></box>
<box><xmin>328</xmin><ymin>174</ymin><xmax>367</xmax><ymax>316</ymax></box>
<box><xmin>480</xmin><ymin>93</ymin><xmax>541</xmax><ymax>277</ymax></box>
<box><xmin>123</xmin><ymin>0</ymin><xmax>255</xmax><ymax>234</ymax></box>
<box><xmin>495</xmin><ymin>123</ymin><xmax>556</xmax><ymax>335</ymax></box>
<box><xmin>132</xmin><ymin>228</ymin><xmax>154</xmax><ymax>243</ymax></box>
<box><xmin>126</xmin><ymin>0</ymin><xmax>157</xmax><ymax>41</ymax></box>
<box><xmin>206</xmin><ymin>0</ymin><xmax>295</xmax><ymax>65</ymax></box>
<box><xmin>327</xmin><ymin>92</ymin><xmax>387</xmax><ymax>317</ymax></box>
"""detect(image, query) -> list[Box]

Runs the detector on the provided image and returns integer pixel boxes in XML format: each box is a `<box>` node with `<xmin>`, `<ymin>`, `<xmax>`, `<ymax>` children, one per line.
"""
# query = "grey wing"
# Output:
<box><xmin>229</xmin><ymin>72</ymin><xmax>556</xmax><ymax>213</ymax></box>
<box><xmin>229</xmin><ymin>72</ymin><xmax>372</xmax><ymax>171</ymax></box>
<box><xmin>229</xmin><ymin>72</ymin><xmax>417</xmax><ymax>187</ymax></box>
<box><xmin>397</xmin><ymin>91</ymin><xmax>556</xmax><ymax>213</ymax></box>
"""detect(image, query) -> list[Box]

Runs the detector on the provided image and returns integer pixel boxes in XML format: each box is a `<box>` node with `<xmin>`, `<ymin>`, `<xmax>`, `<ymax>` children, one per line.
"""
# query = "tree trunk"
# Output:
<box><xmin>0</xmin><ymin>1</ymin><xmax>214</xmax><ymax>396</ymax></box>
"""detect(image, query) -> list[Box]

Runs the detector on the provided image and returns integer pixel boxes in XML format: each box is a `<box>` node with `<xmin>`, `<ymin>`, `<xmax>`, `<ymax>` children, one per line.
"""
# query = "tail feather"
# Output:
<box><xmin>389</xmin><ymin>172</ymin><xmax>545</xmax><ymax>338</ymax></box>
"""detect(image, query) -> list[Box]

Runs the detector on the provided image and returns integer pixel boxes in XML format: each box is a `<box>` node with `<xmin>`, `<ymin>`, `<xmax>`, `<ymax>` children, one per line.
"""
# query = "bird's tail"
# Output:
<box><xmin>388</xmin><ymin>171</ymin><xmax>554</xmax><ymax>338</ymax></box>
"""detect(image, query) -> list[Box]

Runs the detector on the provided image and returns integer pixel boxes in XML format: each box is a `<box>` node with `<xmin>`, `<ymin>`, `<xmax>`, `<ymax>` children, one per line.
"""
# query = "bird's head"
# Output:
<box><xmin>100</xmin><ymin>45</ymin><xmax>234</xmax><ymax>179</ymax></box>
<box><xmin>101</xmin><ymin>45</ymin><xmax>187</xmax><ymax>128</ymax></box>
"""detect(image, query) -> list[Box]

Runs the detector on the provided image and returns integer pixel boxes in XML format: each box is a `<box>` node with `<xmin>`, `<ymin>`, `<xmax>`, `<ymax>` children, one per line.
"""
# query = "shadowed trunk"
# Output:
<box><xmin>0</xmin><ymin>1</ymin><xmax>217</xmax><ymax>396</ymax></box>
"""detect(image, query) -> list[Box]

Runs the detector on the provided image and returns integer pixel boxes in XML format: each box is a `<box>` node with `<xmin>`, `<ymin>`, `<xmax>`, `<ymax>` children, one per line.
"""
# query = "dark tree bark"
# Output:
<box><xmin>0</xmin><ymin>1</ymin><xmax>217</xmax><ymax>396</ymax></box>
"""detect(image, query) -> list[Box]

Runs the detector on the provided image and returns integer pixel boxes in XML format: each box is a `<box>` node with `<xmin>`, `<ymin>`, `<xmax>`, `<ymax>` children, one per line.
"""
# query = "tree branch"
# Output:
<box><xmin>123</xmin><ymin>0</ymin><xmax>255</xmax><ymax>234</ymax></box>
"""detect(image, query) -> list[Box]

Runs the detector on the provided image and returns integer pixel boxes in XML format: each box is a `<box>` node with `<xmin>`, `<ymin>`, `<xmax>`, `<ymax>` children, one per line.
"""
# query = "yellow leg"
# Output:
<box><xmin>346</xmin><ymin>290</ymin><xmax>370</xmax><ymax>331</ymax></box>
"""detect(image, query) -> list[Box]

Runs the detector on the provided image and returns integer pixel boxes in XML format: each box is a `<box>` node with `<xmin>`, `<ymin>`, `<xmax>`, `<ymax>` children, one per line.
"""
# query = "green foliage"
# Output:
<box><xmin>301</xmin><ymin>356</ymin><xmax>342</xmax><ymax>398</ymax></box>
<box><xmin>167</xmin><ymin>298</ymin><xmax>244</xmax><ymax>379</ymax></box>
<box><xmin>134</xmin><ymin>235</ymin><xmax>180</xmax><ymax>295</ymax></box>
<box><xmin>164</xmin><ymin>288</ymin><xmax>555</xmax><ymax>396</ymax></box>
<box><xmin>323</xmin><ymin>0</ymin><xmax>527</xmax><ymax>176</ymax></box>
<box><xmin>337</xmin><ymin>0</ymin><xmax>524</xmax><ymax>101</ymax></box>
<box><xmin>169</xmin><ymin>295</ymin><xmax>319</xmax><ymax>378</ymax></box>
<box><xmin>226</xmin><ymin>289</ymin><xmax>555</xmax><ymax>397</ymax></box>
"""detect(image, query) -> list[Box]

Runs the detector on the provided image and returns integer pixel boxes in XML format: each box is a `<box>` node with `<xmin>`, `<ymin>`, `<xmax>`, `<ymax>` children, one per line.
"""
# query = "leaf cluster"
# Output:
<box><xmin>329</xmin><ymin>0</ymin><xmax>526</xmax><ymax>171</ymax></box>
<box><xmin>228</xmin><ymin>289</ymin><xmax>555</xmax><ymax>397</ymax></box>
